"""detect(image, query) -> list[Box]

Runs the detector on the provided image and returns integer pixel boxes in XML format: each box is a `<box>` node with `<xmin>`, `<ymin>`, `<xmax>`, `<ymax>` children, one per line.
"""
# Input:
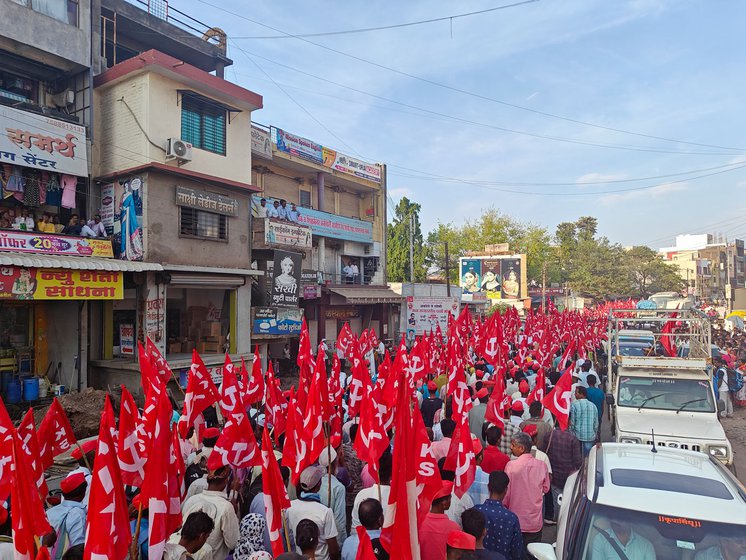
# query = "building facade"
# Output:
<box><xmin>249</xmin><ymin>124</ymin><xmax>398</xmax><ymax>362</ymax></box>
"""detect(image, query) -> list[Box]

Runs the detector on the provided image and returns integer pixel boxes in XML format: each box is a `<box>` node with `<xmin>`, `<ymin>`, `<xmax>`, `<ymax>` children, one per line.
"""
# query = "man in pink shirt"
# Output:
<box><xmin>431</xmin><ymin>418</ymin><xmax>456</xmax><ymax>461</ymax></box>
<box><xmin>503</xmin><ymin>431</ymin><xmax>550</xmax><ymax>547</ymax></box>
<box><xmin>419</xmin><ymin>480</ymin><xmax>461</xmax><ymax>560</ymax></box>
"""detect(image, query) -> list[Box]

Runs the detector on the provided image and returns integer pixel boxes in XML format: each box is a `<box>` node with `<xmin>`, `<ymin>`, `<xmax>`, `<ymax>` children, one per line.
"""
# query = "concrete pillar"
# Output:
<box><xmin>317</xmin><ymin>172</ymin><xmax>325</xmax><ymax>212</ymax></box>
<box><xmin>235</xmin><ymin>282</ymin><xmax>251</xmax><ymax>354</ymax></box>
<box><xmin>318</xmin><ymin>237</ymin><xmax>326</xmax><ymax>280</ymax></box>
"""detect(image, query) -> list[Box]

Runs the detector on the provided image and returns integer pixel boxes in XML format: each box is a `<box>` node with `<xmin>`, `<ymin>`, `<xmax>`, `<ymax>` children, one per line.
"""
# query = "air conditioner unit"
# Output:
<box><xmin>50</xmin><ymin>89</ymin><xmax>74</xmax><ymax>108</ymax></box>
<box><xmin>166</xmin><ymin>138</ymin><xmax>193</xmax><ymax>162</ymax></box>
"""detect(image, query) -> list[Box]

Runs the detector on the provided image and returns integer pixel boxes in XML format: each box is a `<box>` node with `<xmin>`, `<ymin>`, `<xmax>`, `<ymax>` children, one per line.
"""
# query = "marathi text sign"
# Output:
<box><xmin>0</xmin><ymin>230</ymin><xmax>114</xmax><ymax>258</ymax></box>
<box><xmin>271</xmin><ymin>250</ymin><xmax>301</xmax><ymax>308</ymax></box>
<box><xmin>0</xmin><ymin>267</ymin><xmax>123</xmax><ymax>300</ymax></box>
<box><xmin>405</xmin><ymin>296</ymin><xmax>459</xmax><ymax>335</ymax></box>
<box><xmin>176</xmin><ymin>186</ymin><xmax>239</xmax><ymax>216</ymax></box>
<box><xmin>251</xmin><ymin>125</ymin><xmax>273</xmax><ymax>159</ymax></box>
<box><xmin>252</xmin><ymin>307</ymin><xmax>303</xmax><ymax>335</ymax></box>
<box><xmin>273</xmin><ymin>127</ymin><xmax>323</xmax><ymax>164</ymax></box>
<box><xmin>322</xmin><ymin>147</ymin><xmax>381</xmax><ymax>183</ymax></box>
<box><xmin>264</xmin><ymin>219</ymin><xmax>312</xmax><ymax>249</ymax></box>
<box><xmin>0</xmin><ymin>105</ymin><xmax>87</xmax><ymax>176</ymax></box>
<box><xmin>252</xmin><ymin>195</ymin><xmax>373</xmax><ymax>243</ymax></box>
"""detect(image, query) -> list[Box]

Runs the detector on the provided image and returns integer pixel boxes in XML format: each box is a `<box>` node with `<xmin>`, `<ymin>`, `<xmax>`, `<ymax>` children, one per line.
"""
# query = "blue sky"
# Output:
<box><xmin>177</xmin><ymin>0</ymin><xmax>746</xmax><ymax>248</ymax></box>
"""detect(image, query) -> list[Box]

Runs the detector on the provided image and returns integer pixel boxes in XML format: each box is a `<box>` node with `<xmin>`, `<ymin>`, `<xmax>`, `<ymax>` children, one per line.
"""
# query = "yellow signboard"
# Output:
<box><xmin>0</xmin><ymin>267</ymin><xmax>123</xmax><ymax>300</ymax></box>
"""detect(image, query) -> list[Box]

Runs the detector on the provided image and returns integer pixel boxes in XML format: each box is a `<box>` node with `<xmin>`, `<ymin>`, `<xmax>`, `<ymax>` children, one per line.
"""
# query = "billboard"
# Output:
<box><xmin>458</xmin><ymin>255</ymin><xmax>527</xmax><ymax>302</ymax></box>
<box><xmin>253</xmin><ymin>307</ymin><xmax>303</xmax><ymax>335</ymax></box>
<box><xmin>405</xmin><ymin>296</ymin><xmax>459</xmax><ymax>335</ymax></box>
<box><xmin>271</xmin><ymin>250</ymin><xmax>301</xmax><ymax>307</ymax></box>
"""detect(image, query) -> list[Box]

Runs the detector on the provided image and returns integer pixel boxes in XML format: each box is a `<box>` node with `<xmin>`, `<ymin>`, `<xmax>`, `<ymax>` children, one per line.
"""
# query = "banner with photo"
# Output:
<box><xmin>322</xmin><ymin>147</ymin><xmax>381</xmax><ymax>183</ymax></box>
<box><xmin>500</xmin><ymin>258</ymin><xmax>522</xmax><ymax>299</ymax></box>
<box><xmin>405</xmin><ymin>296</ymin><xmax>459</xmax><ymax>335</ymax></box>
<box><xmin>253</xmin><ymin>307</ymin><xmax>303</xmax><ymax>335</ymax></box>
<box><xmin>271</xmin><ymin>250</ymin><xmax>301</xmax><ymax>307</ymax></box>
<box><xmin>480</xmin><ymin>259</ymin><xmax>502</xmax><ymax>300</ymax></box>
<box><xmin>460</xmin><ymin>259</ymin><xmax>482</xmax><ymax>295</ymax></box>
<box><xmin>273</xmin><ymin>127</ymin><xmax>323</xmax><ymax>164</ymax></box>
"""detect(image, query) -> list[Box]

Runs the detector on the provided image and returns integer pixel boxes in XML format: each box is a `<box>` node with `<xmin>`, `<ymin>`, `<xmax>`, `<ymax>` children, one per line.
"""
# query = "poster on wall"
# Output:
<box><xmin>273</xmin><ymin>127</ymin><xmax>323</xmax><ymax>164</ymax></box>
<box><xmin>460</xmin><ymin>259</ymin><xmax>482</xmax><ymax>294</ymax></box>
<box><xmin>113</xmin><ymin>176</ymin><xmax>144</xmax><ymax>262</ymax></box>
<box><xmin>501</xmin><ymin>258</ymin><xmax>522</xmax><ymax>299</ymax></box>
<box><xmin>405</xmin><ymin>296</ymin><xmax>459</xmax><ymax>335</ymax></box>
<box><xmin>100</xmin><ymin>183</ymin><xmax>115</xmax><ymax>234</ymax></box>
<box><xmin>480</xmin><ymin>260</ymin><xmax>502</xmax><ymax>300</ymax></box>
<box><xmin>271</xmin><ymin>250</ymin><xmax>301</xmax><ymax>308</ymax></box>
<box><xmin>119</xmin><ymin>324</ymin><xmax>135</xmax><ymax>355</ymax></box>
<box><xmin>252</xmin><ymin>307</ymin><xmax>303</xmax><ymax>335</ymax></box>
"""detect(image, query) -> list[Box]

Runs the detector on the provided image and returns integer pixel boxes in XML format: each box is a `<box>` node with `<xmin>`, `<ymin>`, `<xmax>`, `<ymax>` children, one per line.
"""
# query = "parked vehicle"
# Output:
<box><xmin>528</xmin><ymin>443</ymin><xmax>746</xmax><ymax>560</ymax></box>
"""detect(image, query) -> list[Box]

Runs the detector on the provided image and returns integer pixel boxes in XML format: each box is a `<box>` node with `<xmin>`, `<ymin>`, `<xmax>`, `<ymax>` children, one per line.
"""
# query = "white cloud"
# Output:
<box><xmin>599</xmin><ymin>182</ymin><xmax>687</xmax><ymax>205</ymax></box>
<box><xmin>575</xmin><ymin>172</ymin><xmax>628</xmax><ymax>185</ymax></box>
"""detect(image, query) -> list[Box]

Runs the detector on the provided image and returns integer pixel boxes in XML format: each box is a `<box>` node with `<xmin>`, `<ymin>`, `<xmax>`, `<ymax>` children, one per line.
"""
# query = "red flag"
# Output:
<box><xmin>0</xmin><ymin>396</ymin><xmax>13</xmax><ymax>504</ymax></box>
<box><xmin>172</xmin><ymin>427</ymin><xmax>186</xmax><ymax>499</ymax></box>
<box><xmin>218</xmin><ymin>354</ymin><xmax>245</xmax><ymax>419</ymax></box>
<box><xmin>146</xmin><ymin>337</ymin><xmax>174</xmax><ymax>386</ymax></box>
<box><xmin>526</xmin><ymin>366</ymin><xmax>546</xmax><ymax>407</ymax></box>
<box><xmin>444</xmin><ymin>420</ymin><xmax>476</xmax><ymax>499</ymax></box>
<box><xmin>35</xmin><ymin>547</ymin><xmax>51</xmax><ymax>560</ymax></box>
<box><xmin>207</xmin><ymin>411</ymin><xmax>260</xmax><ymax>470</ymax></box>
<box><xmin>353</xmin><ymin>389</ymin><xmax>389</xmax><ymax>482</ymax></box>
<box><xmin>17</xmin><ymin>409</ymin><xmax>48</xmax><ymax>501</ymax></box>
<box><xmin>661</xmin><ymin>319</ymin><xmax>677</xmax><ymax>357</ymax></box>
<box><xmin>413</xmin><ymin>403</ymin><xmax>442</xmax><ymax>527</ymax></box>
<box><xmin>11</xmin><ymin>426</ymin><xmax>52</xmax><ymax>560</ymax></box>
<box><xmin>355</xmin><ymin>525</ymin><xmax>379</xmax><ymax>560</ymax></box>
<box><xmin>84</xmin><ymin>396</ymin><xmax>131</xmax><ymax>560</ymax></box>
<box><xmin>141</xmin><ymin>390</ymin><xmax>182</xmax><ymax>560</ymax></box>
<box><xmin>336</xmin><ymin>322</ymin><xmax>355</xmax><ymax>358</ymax></box>
<box><xmin>380</xmin><ymin>365</ymin><xmax>420</xmax><ymax>559</ymax></box>
<box><xmin>179</xmin><ymin>350</ymin><xmax>219</xmax><ymax>437</ymax></box>
<box><xmin>245</xmin><ymin>350</ymin><xmax>264</xmax><ymax>405</ymax></box>
<box><xmin>298</xmin><ymin>360</ymin><xmax>328</xmax><ymax>471</ymax></box>
<box><xmin>484</xmin><ymin>367</ymin><xmax>508</xmax><ymax>428</ymax></box>
<box><xmin>37</xmin><ymin>397</ymin><xmax>77</xmax><ymax>470</ymax></box>
<box><xmin>261</xmin><ymin>427</ymin><xmax>291</xmax><ymax>557</ymax></box>
<box><xmin>264</xmin><ymin>361</ymin><xmax>287</xmax><ymax>441</ymax></box>
<box><xmin>118</xmin><ymin>385</ymin><xmax>146</xmax><ymax>487</ymax></box>
<box><xmin>451</xmin><ymin>379</ymin><xmax>473</xmax><ymax>426</ymax></box>
<box><xmin>138</xmin><ymin>341</ymin><xmax>160</xmax><ymax>397</ymax></box>
<box><xmin>347</xmin><ymin>339</ymin><xmax>370</xmax><ymax>418</ymax></box>
<box><xmin>281</xmin><ymin>389</ymin><xmax>305</xmax><ymax>485</ymax></box>
<box><xmin>542</xmin><ymin>366</ymin><xmax>575</xmax><ymax>431</ymax></box>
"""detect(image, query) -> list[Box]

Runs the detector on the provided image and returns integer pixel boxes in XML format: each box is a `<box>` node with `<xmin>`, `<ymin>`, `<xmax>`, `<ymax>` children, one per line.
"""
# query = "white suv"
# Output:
<box><xmin>529</xmin><ymin>443</ymin><xmax>746</xmax><ymax>560</ymax></box>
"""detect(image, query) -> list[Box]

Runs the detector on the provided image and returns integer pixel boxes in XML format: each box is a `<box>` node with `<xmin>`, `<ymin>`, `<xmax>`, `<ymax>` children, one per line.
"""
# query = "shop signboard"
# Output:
<box><xmin>0</xmin><ymin>230</ymin><xmax>114</xmax><ymax>257</ymax></box>
<box><xmin>0</xmin><ymin>267</ymin><xmax>123</xmax><ymax>300</ymax></box>
<box><xmin>325</xmin><ymin>306</ymin><xmax>360</xmax><ymax>320</ymax></box>
<box><xmin>271</xmin><ymin>250</ymin><xmax>301</xmax><ymax>308</ymax></box>
<box><xmin>141</xmin><ymin>282</ymin><xmax>165</xmax><ymax>352</ymax></box>
<box><xmin>0</xmin><ymin>104</ymin><xmax>87</xmax><ymax>176</ymax></box>
<box><xmin>251</xmin><ymin>125</ymin><xmax>273</xmax><ymax>160</ymax></box>
<box><xmin>303</xmin><ymin>284</ymin><xmax>321</xmax><ymax>299</ymax></box>
<box><xmin>322</xmin><ymin>147</ymin><xmax>381</xmax><ymax>183</ymax></box>
<box><xmin>251</xmin><ymin>195</ymin><xmax>373</xmax><ymax>243</ymax></box>
<box><xmin>273</xmin><ymin>127</ymin><xmax>323</xmax><ymax>164</ymax></box>
<box><xmin>119</xmin><ymin>323</ymin><xmax>135</xmax><ymax>355</ymax></box>
<box><xmin>175</xmin><ymin>186</ymin><xmax>239</xmax><ymax>216</ymax></box>
<box><xmin>264</xmin><ymin>219</ymin><xmax>312</xmax><ymax>249</ymax></box>
<box><xmin>252</xmin><ymin>307</ymin><xmax>303</xmax><ymax>335</ymax></box>
<box><xmin>100</xmin><ymin>183</ymin><xmax>116</xmax><ymax>234</ymax></box>
<box><xmin>405</xmin><ymin>296</ymin><xmax>459</xmax><ymax>335</ymax></box>
<box><xmin>301</xmin><ymin>270</ymin><xmax>324</xmax><ymax>285</ymax></box>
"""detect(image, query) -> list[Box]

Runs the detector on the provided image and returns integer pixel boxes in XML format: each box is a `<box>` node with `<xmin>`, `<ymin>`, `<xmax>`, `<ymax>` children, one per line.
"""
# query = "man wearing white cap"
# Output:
<box><xmin>286</xmin><ymin>465</ymin><xmax>340</xmax><ymax>560</ymax></box>
<box><xmin>318</xmin><ymin>447</ymin><xmax>347</xmax><ymax>545</ymax></box>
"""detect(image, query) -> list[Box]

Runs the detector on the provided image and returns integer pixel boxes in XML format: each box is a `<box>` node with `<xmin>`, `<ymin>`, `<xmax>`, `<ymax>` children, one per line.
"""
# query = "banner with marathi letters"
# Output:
<box><xmin>0</xmin><ymin>105</ymin><xmax>87</xmax><ymax>176</ymax></box>
<box><xmin>0</xmin><ymin>267</ymin><xmax>123</xmax><ymax>300</ymax></box>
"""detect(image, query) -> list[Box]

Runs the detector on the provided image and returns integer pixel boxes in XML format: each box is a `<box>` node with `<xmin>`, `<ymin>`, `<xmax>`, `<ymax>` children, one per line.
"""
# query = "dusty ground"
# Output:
<box><xmin>721</xmin><ymin>404</ymin><xmax>746</xmax><ymax>482</ymax></box>
<box><xmin>31</xmin><ymin>388</ymin><xmax>111</xmax><ymax>440</ymax></box>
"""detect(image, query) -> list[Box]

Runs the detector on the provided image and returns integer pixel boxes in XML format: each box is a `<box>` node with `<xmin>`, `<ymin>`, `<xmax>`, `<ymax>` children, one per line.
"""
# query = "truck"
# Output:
<box><xmin>605</xmin><ymin>309</ymin><xmax>733</xmax><ymax>467</ymax></box>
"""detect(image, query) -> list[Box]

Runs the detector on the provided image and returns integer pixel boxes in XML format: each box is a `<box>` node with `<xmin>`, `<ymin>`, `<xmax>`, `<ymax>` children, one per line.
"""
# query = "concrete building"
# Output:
<box><xmin>659</xmin><ymin>234</ymin><xmax>745</xmax><ymax>306</ymax></box>
<box><xmin>249</xmin><ymin>123</ymin><xmax>397</xmax><ymax>359</ymax></box>
<box><xmin>0</xmin><ymin>0</ymin><xmax>98</xmax><ymax>396</ymax></box>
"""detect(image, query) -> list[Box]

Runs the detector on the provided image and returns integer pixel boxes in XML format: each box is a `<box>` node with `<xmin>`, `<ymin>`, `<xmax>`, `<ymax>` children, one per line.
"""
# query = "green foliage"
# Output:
<box><xmin>387</xmin><ymin>197</ymin><xmax>428</xmax><ymax>282</ymax></box>
<box><xmin>624</xmin><ymin>245</ymin><xmax>685</xmax><ymax>298</ymax></box>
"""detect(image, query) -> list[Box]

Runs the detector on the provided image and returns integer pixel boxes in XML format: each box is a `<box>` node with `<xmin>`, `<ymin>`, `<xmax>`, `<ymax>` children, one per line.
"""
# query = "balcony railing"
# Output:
<box><xmin>124</xmin><ymin>0</ymin><xmax>222</xmax><ymax>45</ymax></box>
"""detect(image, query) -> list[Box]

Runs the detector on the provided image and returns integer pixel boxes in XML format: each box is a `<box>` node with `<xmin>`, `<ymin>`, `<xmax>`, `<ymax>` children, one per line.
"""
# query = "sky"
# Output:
<box><xmin>175</xmin><ymin>0</ymin><xmax>746</xmax><ymax>249</ymax></box>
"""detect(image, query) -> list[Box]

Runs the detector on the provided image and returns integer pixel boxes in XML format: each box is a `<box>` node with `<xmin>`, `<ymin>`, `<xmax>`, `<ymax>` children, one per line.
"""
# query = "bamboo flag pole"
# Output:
<box><xmin>326</xmin><ymin>437</ymin><xmax>332</xmax><ymax>505</ymax></box>
<box><xmin>75</xmin><ymin>441</ymin><xmax>92</xmax><ymax>472</ymax></box>
<box><xmin>281</xmin><ymin>509</ymin><xmax>292</xmax><ymax>552</ymax></box>
<box><xmin>131</xmin><ymin>503</ymin><xmax>144</xmax><ymax>560</ymax></box>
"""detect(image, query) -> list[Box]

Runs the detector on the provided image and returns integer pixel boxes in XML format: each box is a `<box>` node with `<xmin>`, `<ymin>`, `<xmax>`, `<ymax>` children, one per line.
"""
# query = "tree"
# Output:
<box><xmin>624</xmin><ymin>246</ymin><xmax>685</xmax><ymax>298</ymax></box>
<box><xmin>387</xmin><ymin>197</ymin><xmax>427</xmax><ymax>282</ymax></box>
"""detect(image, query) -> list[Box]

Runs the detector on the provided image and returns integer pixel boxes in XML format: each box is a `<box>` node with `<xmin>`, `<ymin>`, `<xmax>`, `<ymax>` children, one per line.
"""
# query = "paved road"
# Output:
<box><xmin>722</xmin><ymin>404</ymin><xmax>746</xmax><ymax>483</ymax></box>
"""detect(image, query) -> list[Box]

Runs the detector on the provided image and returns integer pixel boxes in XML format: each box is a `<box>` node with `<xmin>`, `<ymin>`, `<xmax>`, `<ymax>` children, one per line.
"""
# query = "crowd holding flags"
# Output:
<box><xmin>0</xmin><ymin>297</ymin><xmax>631</xmax><ymax>560</ymax></box>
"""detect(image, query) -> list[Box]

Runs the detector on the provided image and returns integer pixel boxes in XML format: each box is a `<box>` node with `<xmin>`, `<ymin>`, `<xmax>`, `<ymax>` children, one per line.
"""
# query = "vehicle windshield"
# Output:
<box><xmin>618</xmin><ymin>343</ymin><xmax>653</xmax><ymax>357</ymax></box>
<box><xmin>617</xmin><ymin>376</ymin><xmax>715</xmax><ymax>412</ymax></box>
<box><xmin>580</xmin><ymin>504</ymin><xmax>746</xmax><ymax>559</ymax></box>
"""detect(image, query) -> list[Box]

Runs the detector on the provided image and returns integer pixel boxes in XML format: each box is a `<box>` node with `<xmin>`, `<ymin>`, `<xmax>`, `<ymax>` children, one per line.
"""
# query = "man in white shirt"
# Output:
<box><xmin>87</xmin><ymin>215</ymin><xmax>107</xmax><ymax>237</ymax></box>
<box><xmin>351</xmin><ymin>452</ymin><xmax>392</xmax><ymax>529</ymax></box>
<box><xmin>255</xmin><ymin>198</ymin><xmax>268</xmax><ymax>218</ymax></box>
<box><xmin>286</xmin><ymin>465</ymin><xmax>340</xmax><ymax>560</ymax></box>
<box><xmin>181</xmin><ymin>465</ymin><xmax>240</xmax><ymax>560</ymax></box>
<box><xmin>164</xmin><ymin>511</ymin><xmax>214</xmax><ymax>560</ymax></box>
<box><xmin>350</xmin><ymin>262</ymin><xmax>360</xmax><ymax>284</ymax></box>
<box><xmin>278</xmin><ymin>199</ymin><xmax>289</xmax><ymax>220</ymax></box>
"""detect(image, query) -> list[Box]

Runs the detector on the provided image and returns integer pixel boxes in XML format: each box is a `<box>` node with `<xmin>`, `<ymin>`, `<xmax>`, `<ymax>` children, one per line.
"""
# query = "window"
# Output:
<box><xmin>29</xmin><ymin>0</ymin><xmax>78</xmax><ymax>25</ymax></box>
<box><xmin>181</xmin><ymin>94</ymin><xmax>226</xmax><ymax>155</ymax></box>
<box><xmin>180</xmin><ymin>208</ymin><xmax>228</xmax><ymax>241</ymax></box>
<box><xmin>299</xmin><ymin>189</ymin><xmax>312</xmax><ymax>208</ymax></box>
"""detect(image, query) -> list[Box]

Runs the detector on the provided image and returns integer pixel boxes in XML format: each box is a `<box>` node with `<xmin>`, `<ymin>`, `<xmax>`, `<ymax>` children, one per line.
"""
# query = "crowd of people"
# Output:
<box><xmin>0</xmin><ymin>208</ymin><xmax>108</xmax><ymax>238</ymax></box>
<box><xmin>255</xmin><ymin>198</ymin><xmax>302</xmax><ymax>224</ymax></box>
<box><xmin>711</xmin><ymin>327</ymin><xmax>746</xmax><ymax>413</ymax></box>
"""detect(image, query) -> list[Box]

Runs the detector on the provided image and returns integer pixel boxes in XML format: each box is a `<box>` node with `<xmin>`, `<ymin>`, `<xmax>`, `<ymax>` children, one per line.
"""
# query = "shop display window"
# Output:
<box><xmin>165</xmin><ymin>288</ymin><xmax>230</xmax><ymax>357</ymax></box>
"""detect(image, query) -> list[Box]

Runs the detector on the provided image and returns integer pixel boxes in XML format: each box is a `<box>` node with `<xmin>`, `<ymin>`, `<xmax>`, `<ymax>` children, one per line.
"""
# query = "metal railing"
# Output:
<box><xmin>123</xmin><ymin>0</ymin><xmax>223</xmax><ymax>46</ymax></box>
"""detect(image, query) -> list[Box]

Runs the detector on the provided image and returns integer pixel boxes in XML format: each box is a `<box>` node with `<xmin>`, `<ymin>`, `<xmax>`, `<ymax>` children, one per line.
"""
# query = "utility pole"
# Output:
<box><xmin>445</xmin><ymin>241</ymin><xmax>451</xmax><ymax>297</ymax></box>
<box><xmin>409</xmin><ymin>213</ymin><xmax>415</xmax><ymax>283</ymax></box>
<box><xmin>541</xmin><ymin>260</ymin><xmax>547</xmax><ymax>314</ymax></box>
